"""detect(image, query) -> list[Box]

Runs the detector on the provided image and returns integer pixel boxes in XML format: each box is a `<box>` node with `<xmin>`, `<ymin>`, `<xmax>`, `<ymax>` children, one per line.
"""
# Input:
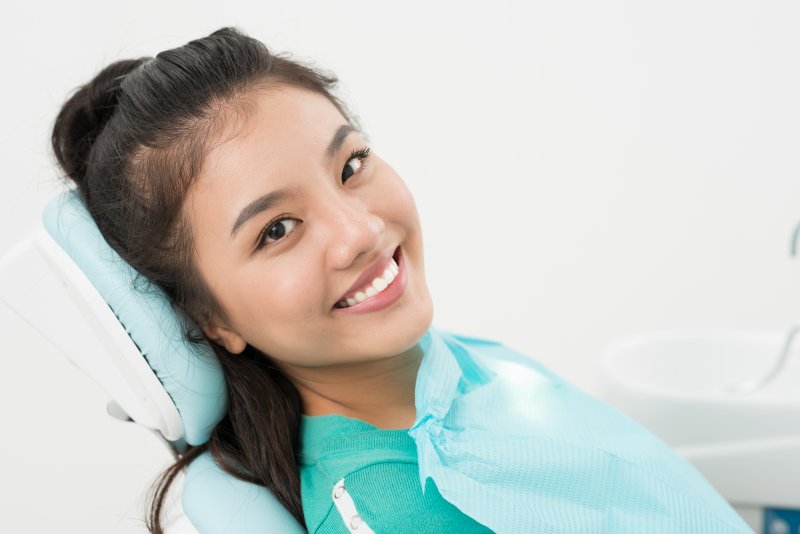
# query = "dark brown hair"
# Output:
<box><xmin>51</xmin><ymin>27</ymin><xmax>357</xmax><ymax>532</ymax></box>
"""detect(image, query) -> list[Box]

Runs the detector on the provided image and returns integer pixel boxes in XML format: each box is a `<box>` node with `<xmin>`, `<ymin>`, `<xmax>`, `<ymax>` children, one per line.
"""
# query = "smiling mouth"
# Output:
<box><xmin>333</xmin><ymin>246</ymin><xmax>402</xmax><ymax>309</ymax></box>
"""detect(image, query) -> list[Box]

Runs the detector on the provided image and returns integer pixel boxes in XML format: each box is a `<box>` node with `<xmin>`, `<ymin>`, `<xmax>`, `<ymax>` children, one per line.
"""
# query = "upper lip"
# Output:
<box><xmin>335</xmin><ymin>246</ymin><xmax>397</xmax><ymax>305</ymax></box>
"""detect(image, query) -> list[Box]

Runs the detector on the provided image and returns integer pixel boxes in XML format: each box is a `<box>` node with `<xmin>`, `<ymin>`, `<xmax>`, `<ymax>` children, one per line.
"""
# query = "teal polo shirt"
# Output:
<box><xmin>298</xmin><ymin>413</ymin><xmax>494</xmax><ymax>534</ymax></box>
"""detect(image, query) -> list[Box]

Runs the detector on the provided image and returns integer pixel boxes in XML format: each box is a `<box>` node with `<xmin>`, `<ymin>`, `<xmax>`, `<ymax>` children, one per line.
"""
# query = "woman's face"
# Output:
<box><xmin>186</xmin><ymin>85</ymin><xmax>433</xmax><ymax>371</ymax></box>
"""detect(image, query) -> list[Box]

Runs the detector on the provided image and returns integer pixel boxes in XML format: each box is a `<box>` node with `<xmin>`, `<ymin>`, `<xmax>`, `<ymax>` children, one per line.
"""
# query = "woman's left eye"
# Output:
<box><xmin>256</xmin><ymin>216</ymin><xmax>299</xmax><ymax>250</ymax></box>
<box><xmin>341</xmin><ymin>146</ymin><xmax>371</xmax><ymax>183</ymax></box>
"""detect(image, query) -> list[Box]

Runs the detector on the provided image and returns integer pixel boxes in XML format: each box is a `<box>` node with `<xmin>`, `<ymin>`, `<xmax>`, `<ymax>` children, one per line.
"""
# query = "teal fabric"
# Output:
<box><xmin>183</xmin><ymin>452</ymin><xmax>305</xmax><ymax>533</ymax></box>
<box><xmin>407</xmin><ymin>326</ymin><xmax>754</xmax><ymax>533</ymax></box>
<box><xmin>298</xmin><ymin>414</ymin><xmax>494</xmax><ymax>533</ymax></box>
<box><xmin>43</xmin><ymin>190</ymin><xmax>227</xmax><ymax>445</ymax></box>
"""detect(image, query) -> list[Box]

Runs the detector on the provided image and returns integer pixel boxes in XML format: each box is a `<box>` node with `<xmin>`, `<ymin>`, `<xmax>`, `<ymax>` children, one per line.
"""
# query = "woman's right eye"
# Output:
<box><xmin>256</xmin><ymin>216</ymin><xmax>299</xmax><ymax>250</ymax></box>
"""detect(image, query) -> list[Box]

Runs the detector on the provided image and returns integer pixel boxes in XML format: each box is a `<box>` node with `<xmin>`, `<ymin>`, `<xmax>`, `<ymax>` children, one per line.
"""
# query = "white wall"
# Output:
<box><xmin>1</xmin><ymin>1</ymin><xmax>798</xmax><ymax>532</ymax></box>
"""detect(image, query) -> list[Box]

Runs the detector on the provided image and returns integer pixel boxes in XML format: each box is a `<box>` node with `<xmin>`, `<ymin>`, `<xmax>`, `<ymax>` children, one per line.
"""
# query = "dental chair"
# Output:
<box><xmin>0</xmin><ymin>189</ymin><xmax>306</xmax><ymax>533</ymax></box>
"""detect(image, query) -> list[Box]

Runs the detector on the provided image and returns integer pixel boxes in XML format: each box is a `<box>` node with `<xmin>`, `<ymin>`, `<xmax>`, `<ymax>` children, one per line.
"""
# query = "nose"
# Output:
<box><xmin>323</xmin><ymin>195</ymin><xmax>386</xmax><ymax>271</ymax></box>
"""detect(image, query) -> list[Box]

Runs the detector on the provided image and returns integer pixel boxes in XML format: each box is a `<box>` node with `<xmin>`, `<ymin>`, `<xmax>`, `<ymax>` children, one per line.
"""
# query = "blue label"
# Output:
<box><xmin>764</xmin><ymin>507</ymin><xmax>800</xmax><ymax>534</ymax></box>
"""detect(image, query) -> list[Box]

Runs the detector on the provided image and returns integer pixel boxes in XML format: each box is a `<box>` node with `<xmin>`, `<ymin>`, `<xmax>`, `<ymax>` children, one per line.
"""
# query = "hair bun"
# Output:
<box><xmin>52</xmin><ymin>57</ymin><xmax>149</xmax><ymax>186</ymax></box>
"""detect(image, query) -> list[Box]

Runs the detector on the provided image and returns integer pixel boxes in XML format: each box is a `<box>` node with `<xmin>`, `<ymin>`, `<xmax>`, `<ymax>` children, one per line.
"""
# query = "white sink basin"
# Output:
<box><xmin>604</xmin><ymin>329</ymin><xmax>800</xmax><ymax>399</ymax></box>
<box><xmin>600</xmin><ymin>329</ymin><xmax>800</xmax><ymax>509</ymax></box>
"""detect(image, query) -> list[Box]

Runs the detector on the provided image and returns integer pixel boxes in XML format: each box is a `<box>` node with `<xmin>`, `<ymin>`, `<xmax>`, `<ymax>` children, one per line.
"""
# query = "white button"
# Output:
<box><xmin>333</xmin><ymin>486</ymin><xmax>345</xmax><ymax>499</ymax></box>
<box><xmin>350</xmin><ymin>515</ymin><xmax>363</xmax><ymax>530</ymax></box>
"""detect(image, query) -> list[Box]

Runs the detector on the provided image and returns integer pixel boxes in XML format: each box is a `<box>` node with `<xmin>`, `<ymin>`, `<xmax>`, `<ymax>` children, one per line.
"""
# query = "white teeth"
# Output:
<box><xmin>372</xmin><ymin>276</ymin><xmax>389</xmax><ymax>292</ymax></box>
<box><xmin>337</xmin><ymin>256</ymin><xmax>400</xmax><ymax>309</ymax></box>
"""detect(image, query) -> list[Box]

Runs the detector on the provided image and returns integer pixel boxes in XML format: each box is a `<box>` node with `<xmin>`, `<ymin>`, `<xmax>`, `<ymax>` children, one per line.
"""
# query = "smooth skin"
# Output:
<box><xmin>185</xmin><ymin>85</ymin><xmax>434</xmax><ymax>430</ymax></box>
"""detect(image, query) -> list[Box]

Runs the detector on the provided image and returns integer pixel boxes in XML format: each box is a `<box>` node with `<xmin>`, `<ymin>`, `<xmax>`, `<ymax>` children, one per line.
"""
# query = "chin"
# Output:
<box><xmin>361</xmin><ymin>300</ymin><xmax>433</xmax><ymax>359</ymax></box>
<box><xmin>396</xmin><ymin>292</ymin><xmax>434</xmax><ymax>351</ymax></box>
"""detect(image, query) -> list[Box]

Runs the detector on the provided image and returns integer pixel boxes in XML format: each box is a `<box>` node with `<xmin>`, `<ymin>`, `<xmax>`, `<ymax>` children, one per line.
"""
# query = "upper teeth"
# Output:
<box><xmin>337</xmin><ymin>257</ymin><xmax>399</xmax><ymax>308</ymax></box>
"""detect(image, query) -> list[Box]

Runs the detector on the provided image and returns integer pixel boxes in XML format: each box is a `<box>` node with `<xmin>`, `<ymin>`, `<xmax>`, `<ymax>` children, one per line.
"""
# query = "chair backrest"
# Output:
<box><xmin>0</xmin><ymin>189</ymin><xmax>305</xmax><ymax>532</ymax></box>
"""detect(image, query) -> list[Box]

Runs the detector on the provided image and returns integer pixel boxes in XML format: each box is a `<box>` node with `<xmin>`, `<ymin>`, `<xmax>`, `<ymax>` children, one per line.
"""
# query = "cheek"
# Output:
<box><xmin>395</xmin><ymin>189</ymin><xmax>420</xmax><ymax>233</ymax></box>
<box><xmin>386</xmin><ymin>177</ymin><xmax>420</xmax><ymax>224</ymax></box>
<box><xmin>235</xmin><ymin>262</ymin><xmax>324</xmax><ymax>320</ymax></box>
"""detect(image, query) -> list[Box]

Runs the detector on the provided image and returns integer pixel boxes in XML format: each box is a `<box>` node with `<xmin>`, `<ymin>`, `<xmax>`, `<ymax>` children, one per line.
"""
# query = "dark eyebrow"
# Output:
<box><xmin>230</xmin><ymin>126</ymin><xmax>354</xmax><ymax>239</ymax></box>
<box><xmin>230</xmin><ymin>189</ymin><xmax>295</xmax><ymax>238</ymax></box>
<box><xmin>327</xmin><ymin>124</ymin><xmax>356</xmax><ymax>159</ymax></box>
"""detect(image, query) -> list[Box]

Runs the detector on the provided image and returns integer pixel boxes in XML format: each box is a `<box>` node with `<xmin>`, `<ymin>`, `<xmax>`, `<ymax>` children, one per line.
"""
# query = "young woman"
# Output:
<box><xmin>51</xmin><ymin>27</ymin><xmax>753</xmax><ymax>533</ymax></box>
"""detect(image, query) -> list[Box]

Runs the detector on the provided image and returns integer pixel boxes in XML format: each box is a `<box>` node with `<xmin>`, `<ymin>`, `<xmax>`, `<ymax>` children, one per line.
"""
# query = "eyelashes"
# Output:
<box><xmin>351</xmin><ymin>146</ymin><xmax>371</xmax><ymax>160</ymax></box>
<box><xmin>255</xmin><ymin>213</ymin><xmax>299</xmax><ymax>250</ymax></box>
<box><xmin>342</xmin><ymin>146</ymin><xmax>371</xmax><ymax>183</ymax></box>
<box><xmin>254</xmin><ymin>145</ymin><xmax>372</xmax><ymax>251</ymax></box>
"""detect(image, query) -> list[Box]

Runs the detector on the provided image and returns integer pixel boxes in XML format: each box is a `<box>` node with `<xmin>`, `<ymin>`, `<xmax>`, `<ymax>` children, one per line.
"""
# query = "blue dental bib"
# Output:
<box><xmin>408</xmin><ymin>326</ymin><xmax>753</xmax><ymax>534</ymax></box>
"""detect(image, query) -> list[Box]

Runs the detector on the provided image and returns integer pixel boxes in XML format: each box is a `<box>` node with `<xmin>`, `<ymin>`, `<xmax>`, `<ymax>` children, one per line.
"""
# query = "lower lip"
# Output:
<box><xmin>332</xmin><ymin>246</ymin><xmax>407</xmax><ymax>314</ymax></box>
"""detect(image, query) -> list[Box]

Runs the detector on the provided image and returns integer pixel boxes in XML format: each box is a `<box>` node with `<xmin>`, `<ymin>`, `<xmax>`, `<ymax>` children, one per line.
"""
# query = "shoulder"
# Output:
<box><xmin>313</xmin><ymin>462</ymin><xmax>492</xmax><ymax>534</ymax></box>
<box><xmin>305</xmin><ymin>460</ymin><xmax>416</xmax><ymax>533</ymax></box>
<box><xmin>299</xmin><ymin>417</ymin><xmax>417</xmax><ymax>532</ymax></box>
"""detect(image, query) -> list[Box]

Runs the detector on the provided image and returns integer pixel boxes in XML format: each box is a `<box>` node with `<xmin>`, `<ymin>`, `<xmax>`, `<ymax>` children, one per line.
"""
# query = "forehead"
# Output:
<box><xmin>201</xmin><ymin>85</ymin><xmax>348</xmax><ymax>179</ymax></box>
<box><xmin>187</xmin><ymin>85</ymin><xmax>353</xmax><ymax>241</ymax></box>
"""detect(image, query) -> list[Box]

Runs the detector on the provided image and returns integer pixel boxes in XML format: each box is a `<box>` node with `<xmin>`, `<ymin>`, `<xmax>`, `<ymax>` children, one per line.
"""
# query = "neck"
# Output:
<box><xmin>281</xmin><ymin>342</ymin><xmax>424</xmax><ymax>430</ymax></box>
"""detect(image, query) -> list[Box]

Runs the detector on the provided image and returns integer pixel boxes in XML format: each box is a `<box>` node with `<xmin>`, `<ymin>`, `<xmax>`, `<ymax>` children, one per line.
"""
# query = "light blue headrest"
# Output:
<box><xmin>183</xmin><ymin>452</ymin><xmax>306</xmax><ymax>532</ymax></box>
<box><xmin>42</xmin><ymin>189</ymin><xmax>227</xmax><ymax>445</ymax></box>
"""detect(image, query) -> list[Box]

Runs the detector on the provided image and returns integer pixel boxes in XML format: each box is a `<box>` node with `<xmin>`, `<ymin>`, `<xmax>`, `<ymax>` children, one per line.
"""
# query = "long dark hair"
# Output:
<box><xmin>51</xmin><ymin>27</ymin><xmax>358</xmax><ymax>532</ymax></box>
